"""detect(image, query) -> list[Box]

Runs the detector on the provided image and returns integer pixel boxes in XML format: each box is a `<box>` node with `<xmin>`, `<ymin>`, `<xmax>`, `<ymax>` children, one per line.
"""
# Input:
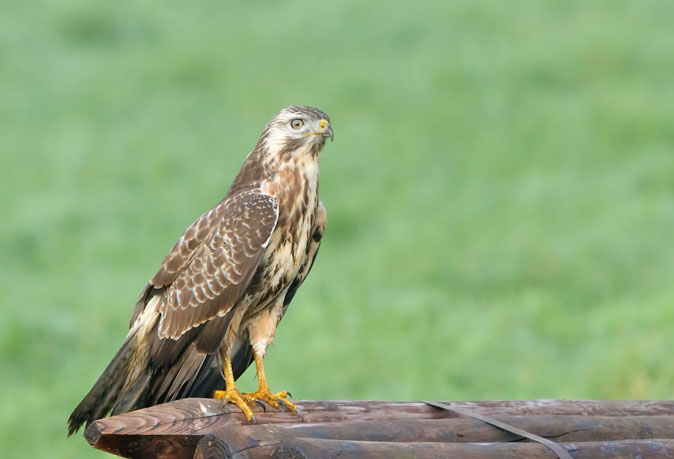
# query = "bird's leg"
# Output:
<box><xmin>243</xmin><ymin>351</ymin><xmax>297</xmax><ymax>414</ymax></box>
<box><xmin>213</xmin><ymin>353</ymin><xmax>254</xmax><ymax>421</ymax></box>
<box><xmin>242</xmin><ymin>301</ymin><xmax>297</xmax><ymax>413</ymax></box>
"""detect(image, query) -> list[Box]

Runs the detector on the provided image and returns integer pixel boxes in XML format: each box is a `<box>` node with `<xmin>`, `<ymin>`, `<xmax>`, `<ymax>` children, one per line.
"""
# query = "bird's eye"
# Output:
<box><xmin>290</xmin><ymin>119</ymin><xmax>304</xmax><ymax>129</ymax></box>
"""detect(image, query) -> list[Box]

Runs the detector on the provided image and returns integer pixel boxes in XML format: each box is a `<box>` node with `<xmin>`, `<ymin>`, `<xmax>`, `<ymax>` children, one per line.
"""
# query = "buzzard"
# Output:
<box><xmin>68</xmin><ymin>106</ymin><xmax>333</xmax><ymax>434</ymax></box>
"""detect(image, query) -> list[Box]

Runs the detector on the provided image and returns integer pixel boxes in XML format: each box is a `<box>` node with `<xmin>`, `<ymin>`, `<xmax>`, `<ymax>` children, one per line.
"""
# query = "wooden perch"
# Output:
<box><xmin>85</xmin><ymin>399</ymin><xmax>674</xmax><ymax>458</ymax></box>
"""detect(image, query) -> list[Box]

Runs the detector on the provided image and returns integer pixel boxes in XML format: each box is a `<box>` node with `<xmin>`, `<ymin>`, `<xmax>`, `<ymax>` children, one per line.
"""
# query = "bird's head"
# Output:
<box><xmin>261</xmin><ymin>106</ymin><xmax>333</xmax><ymax>159</ymax></box>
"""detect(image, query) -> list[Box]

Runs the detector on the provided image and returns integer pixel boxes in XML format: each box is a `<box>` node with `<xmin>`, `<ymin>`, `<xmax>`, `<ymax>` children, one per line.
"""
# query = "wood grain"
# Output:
<box><xmin>218</xmin><ymin>438</ymin><xmax>674</xmax><ymax>459</ymax></box>
<box><xmin>83</xmin><ymin>399</ymin><xmax>674</xmax><ymax>458</ymax></box>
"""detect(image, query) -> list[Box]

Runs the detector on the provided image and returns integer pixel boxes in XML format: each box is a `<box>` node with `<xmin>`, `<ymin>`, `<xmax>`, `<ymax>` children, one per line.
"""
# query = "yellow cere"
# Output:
<box><xmin>302</xmin><ymin>119</ymin><xmax>330</xmax><ymax>137</ymax></box>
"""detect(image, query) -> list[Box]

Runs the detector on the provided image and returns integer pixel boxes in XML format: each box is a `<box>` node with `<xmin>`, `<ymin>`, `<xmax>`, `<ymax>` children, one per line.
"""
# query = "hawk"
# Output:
<box><xmin>68</xmin><ymin>106</ymin><xmax>333</xmax><ymax>434</ymax></box>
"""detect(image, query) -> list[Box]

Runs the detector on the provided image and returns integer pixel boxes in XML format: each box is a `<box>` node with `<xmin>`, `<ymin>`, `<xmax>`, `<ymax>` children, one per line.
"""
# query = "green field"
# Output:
<box><xmin>2</xmin><ymin>1</ymin><xmax>674</xmax><ymax>457</ymax></box>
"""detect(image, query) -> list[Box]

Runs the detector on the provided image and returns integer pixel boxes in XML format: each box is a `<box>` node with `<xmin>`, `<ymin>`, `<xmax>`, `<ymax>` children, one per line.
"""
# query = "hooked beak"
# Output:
<box><xmin>324</xmin><ymin>125</ymin><xmax>334</xmax><ymax>142</ymax></box>
<box><xmin>302</xmin><ymin>119</ymin><xmax>334</xmax><ymax>142</ymax></box>
<box><xmin>319</xmin><ymin>119</ymin><xmax>334</xmax><ymax>142</ymax></box>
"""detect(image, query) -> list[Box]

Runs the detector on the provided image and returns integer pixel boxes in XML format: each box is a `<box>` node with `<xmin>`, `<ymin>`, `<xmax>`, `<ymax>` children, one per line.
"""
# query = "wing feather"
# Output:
<box><xmin>180</xmin><ymin>201</ymin><xmax>328</xmax><ymax>398</ymax></box>
<box><xmin>150</xmin><ymin>192</ymin><xmax>278</xmax><ymax>340</ymax></box>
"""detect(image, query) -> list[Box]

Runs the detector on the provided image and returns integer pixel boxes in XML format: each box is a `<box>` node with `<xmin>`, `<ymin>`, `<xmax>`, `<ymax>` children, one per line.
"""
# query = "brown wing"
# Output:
<box><xmin>130</xmin><ymin>195</ymin><xmax>237</xmax><ymax>328</ymax></box>
<box><xmin>148</xmin><ymin>192</ymin><xmax>278</xmax><ymax>340</ymax></box>
<box><xmin>179</xmin><ymin>201</ymin><xmax>327</xmax><ymax>399</ymax></box>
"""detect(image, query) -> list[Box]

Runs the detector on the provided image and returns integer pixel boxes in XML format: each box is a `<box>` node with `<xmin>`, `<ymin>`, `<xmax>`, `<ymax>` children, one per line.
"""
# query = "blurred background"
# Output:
<box><xmin>2</xmin><ymin>0</ymin><xmax>674</xmax><ymax>456</ymax></box>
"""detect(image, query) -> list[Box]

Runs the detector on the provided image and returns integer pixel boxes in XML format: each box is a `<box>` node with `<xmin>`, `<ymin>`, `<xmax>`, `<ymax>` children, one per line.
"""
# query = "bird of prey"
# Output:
<box><xmin>68</xmin><ymin>106</ymin><xmax>333</xmax><ymax>435</ymax></box>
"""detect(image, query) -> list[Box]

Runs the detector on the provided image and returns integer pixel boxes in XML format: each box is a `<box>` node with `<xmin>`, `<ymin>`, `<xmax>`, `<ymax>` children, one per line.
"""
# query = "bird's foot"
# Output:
<box><xmin>243</xmin><ymin>388</ymin><xmax>297</xmax><ymax>413</ymax></box>
<box><xmin>214</xmin><ymin>388</ymin><xmax>255</xmax><ymax>422</ymax></box>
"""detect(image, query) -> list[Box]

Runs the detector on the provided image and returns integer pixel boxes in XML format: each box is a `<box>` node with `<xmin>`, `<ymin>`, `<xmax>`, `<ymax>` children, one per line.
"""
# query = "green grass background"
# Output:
<box><xmin>2</xmin><ymin>0</ymin><xmax>674</xmax><ymax>456</ymax></box>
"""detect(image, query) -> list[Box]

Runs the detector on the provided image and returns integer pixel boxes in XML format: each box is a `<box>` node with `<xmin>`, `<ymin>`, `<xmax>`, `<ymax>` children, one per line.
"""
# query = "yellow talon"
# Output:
<box><xmin>214</xmin><ymin>354</ymin><xmax>255</xmax><ymax>421</ymax></box>
<box><xmin>243</xmin><ymin>388</ymin><xmax>297</xmax><ymax>413</ymax></box>
<box><xmin>215</xmin><ymin>350</ymin><xmax>298</xmax><ymax>420</ymax></box>
<box><xmin>214</xmin><ymin>388</ymin><xmax>254</xmax><ymax>421</ymax></box>
<box><xmin>243</xmin><ymin>352</ymin><xmax>297</xmax><ymax>414</ymax></box>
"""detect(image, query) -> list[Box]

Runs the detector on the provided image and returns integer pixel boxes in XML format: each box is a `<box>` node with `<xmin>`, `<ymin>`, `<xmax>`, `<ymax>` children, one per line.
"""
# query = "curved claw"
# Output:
<box><xmin>241</xmin><ymin>389</ymin><xmax>297</xmax><ymax>414</ymax></box>
<box><xmin>278</xmin><ymin>399</ymin><xmax>290</xmax><ymax>412</ymax></box>
<box><xmin>251</xmin><ymin>398</ymin><xmax>267</xmax><ymax>412</ymax></box>
<box><xmin>213</xmin><ymin>389</ymin><xmax>255</xmax><ymax>422</ymax></box>
<box><xmin>275</xmin><ymin>394</ymin><xmax>297</xmax><ymax>414</ymax></box>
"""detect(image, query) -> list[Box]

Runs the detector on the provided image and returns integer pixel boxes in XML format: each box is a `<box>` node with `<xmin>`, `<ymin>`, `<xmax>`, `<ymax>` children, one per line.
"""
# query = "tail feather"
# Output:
<box><xmin>67</xmin><ymin>333</ymin><xmax>138</xmax><ymax>436</ymax></box>
<box><xmin>67</xmin><ymin>329</ymin><xmax>227</xmax><ymax>435</ymax></box>
<box><xmin>110</xmin><ymin>369</ymin><xmax>152</xmax><ymax>417</ymax></box>
<box><xmin>67</xmin><ymin>302</ymin><xmax>250</xmax><ymax>436</ymax></box>
<box><xmin>181</xmin><ymin>339</ymin><xmax>254</xmax><ymax>399</ymax></box>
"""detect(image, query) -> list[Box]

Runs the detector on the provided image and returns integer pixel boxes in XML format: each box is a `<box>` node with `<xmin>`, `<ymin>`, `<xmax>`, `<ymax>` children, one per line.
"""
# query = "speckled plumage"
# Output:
<box><xmin>68</xmin><ymin>106</ymin><xmax>331</xmax><ymax>435</ymax></box>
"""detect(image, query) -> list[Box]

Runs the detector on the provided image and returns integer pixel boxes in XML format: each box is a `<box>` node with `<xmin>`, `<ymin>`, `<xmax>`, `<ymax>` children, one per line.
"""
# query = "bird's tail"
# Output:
<box><xmin>67</xmin><ymin>333</ymin><xmax>139</xmax><ymax>436</ymax></box>
<box><xmin>67</xmin><ymin>297</ymin><xmax>239</xmax><ymax>437</ymax></box>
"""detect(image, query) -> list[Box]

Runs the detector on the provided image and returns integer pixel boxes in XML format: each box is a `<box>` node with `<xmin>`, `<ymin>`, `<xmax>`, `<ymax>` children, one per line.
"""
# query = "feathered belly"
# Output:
<box><xmin>241</xmin><ymin>205</ymin><xmax>316</xmax><ymax>320</ymax></box>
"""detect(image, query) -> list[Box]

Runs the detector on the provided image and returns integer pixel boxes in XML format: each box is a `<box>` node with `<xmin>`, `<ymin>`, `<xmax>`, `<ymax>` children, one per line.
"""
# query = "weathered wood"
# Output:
<box><xmin>193</xmin><ymin>435</ymin><xmax>232</xmax><ymax>459</ymax></box>
<box><xmin>86</xmin><ymin>399</ymin><xmax>674</xmax><ymax>438</ymax></box>
<box><xmin>212</xmin><ymin>438</ymin><xmax>674</xmax><ymax>459</ymax></box>
<box><xmin>202</xmin><ymin>416</ymin><xmax>674</xmax><ymax>444</ymax></box>
<box><xmin>84</xmin><ymin>399</ymin><xmax>674</xmax><ymax>458</ymax></box>
<box><xmin>88</xmin><ymin>434</ymin><xmax>199</xmax><ymax>459</ymax></box>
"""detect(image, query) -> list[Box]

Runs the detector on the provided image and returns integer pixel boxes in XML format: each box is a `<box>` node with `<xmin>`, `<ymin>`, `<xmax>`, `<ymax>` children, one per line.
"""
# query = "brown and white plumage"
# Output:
<box><xmin>68</xmin><ymin>106</ymin><xmax>332</xmax><ymax>435</ymax></box>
